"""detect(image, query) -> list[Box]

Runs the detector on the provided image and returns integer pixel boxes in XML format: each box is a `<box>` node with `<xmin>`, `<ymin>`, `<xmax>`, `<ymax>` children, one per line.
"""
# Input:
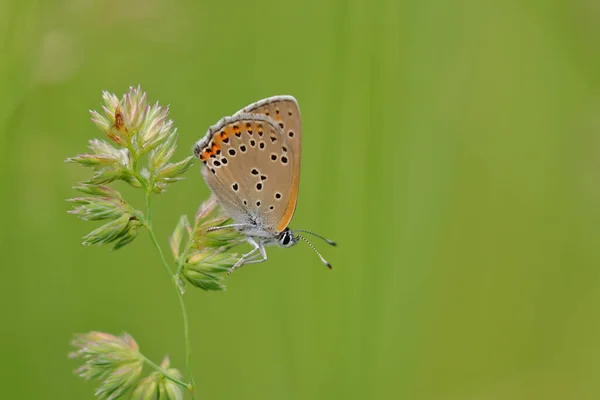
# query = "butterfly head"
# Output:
<box><xmin>277</xmin><ymin>228</ymin><xmax>299</xmax><ymax>248</ymax></box>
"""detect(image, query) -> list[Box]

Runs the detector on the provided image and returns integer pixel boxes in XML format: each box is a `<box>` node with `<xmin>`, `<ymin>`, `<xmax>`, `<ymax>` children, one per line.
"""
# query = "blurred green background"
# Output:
<box><xmin>2</xmin><ymin>0</ymin><xmax>600</xmax><ymax>398</ymax></box>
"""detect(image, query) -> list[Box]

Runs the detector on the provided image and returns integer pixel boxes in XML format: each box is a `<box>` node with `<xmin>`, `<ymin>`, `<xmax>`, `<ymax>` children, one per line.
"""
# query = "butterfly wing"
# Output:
<box><xmin>194</xmin><ymin>111</ymin><xmax>297</xmax><ymax>235</ymax></box>
<box><xmin>233</xmin><ymin>96</ymin><xmax>302</xmax><ymax>232</ymax></box>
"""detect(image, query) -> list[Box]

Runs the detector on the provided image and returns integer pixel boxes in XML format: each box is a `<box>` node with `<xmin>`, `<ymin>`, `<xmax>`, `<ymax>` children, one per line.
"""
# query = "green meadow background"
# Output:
<box><xmin>2</xmin><ymin>0</ymin><xmax>600</xmax><ymax>398</ymax></box>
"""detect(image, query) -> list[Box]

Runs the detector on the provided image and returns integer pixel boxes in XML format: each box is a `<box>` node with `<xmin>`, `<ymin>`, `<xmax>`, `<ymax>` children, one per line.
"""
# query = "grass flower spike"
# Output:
<box><xmin>131</xmin><ymin>357</ymin><xmax>184</xmax><ymax>400</ymax></box>
<box><xmin>170</xmin><ymin>195</ymin><xmax>244</xmax><ymax>292</ymax></box>
<box><xmin>66</xmin><ymin>86</ymin><xmax>194</xmax><ymax>250</ymax></box>
<box><xmin>70</xmin><ymin>332</ymin><xmax>143</xmax><ymax>400</ymax></box>
<box><xmin>67</xmin><ymin>86</ymin><xmax>246</xmax><ymax>399</ymax></box>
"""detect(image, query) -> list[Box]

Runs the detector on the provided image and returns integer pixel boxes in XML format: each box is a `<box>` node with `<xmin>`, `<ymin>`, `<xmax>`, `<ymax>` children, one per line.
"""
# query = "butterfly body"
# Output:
<box><xmin>194</xmin><ymin>96</ymin><xmax>333</xmax><ymax>273</ymax></box>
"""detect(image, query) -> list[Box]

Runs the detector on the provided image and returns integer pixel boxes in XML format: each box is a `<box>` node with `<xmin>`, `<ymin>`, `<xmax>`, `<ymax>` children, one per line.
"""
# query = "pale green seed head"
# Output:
<box><xmin>70</xmin><ymin>332</ymin><xmax>143</xmax><ymax>400</ymax></box>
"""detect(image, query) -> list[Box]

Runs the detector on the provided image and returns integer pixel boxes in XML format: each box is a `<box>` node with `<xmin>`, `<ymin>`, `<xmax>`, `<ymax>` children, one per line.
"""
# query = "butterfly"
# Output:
<box><xmin>193</xmin><ymin>96</ymin><xmax>335</xmax><ymax>274</ymax></box>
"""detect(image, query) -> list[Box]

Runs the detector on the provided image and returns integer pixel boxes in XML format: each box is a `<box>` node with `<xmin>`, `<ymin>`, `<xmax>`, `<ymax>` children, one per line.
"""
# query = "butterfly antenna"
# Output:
<box><xmin>297</xmin><ymin>234</ymin><xmax>332</xmax><ymax>269</ymax></box>
<box><xmin>293</xmin><ymin>229</ymin><xmax>337</xmax><ymax>246</ymax></box>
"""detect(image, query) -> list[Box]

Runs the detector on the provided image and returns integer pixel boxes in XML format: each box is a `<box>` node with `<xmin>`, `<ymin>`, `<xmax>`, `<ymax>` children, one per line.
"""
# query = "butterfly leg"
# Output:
<box><xmin>241</xmin><ymin>241</ymin><xmax>267</xmax><ymax>265</ymax></box>
<box><xmin>227</xmin><ymin>237</ymin><xmax>267</xmax><ymax>275</ymax></box>
<box><xmin>206</xmin><ymin>223</ymin><xmax>253</xmax><ymax>233</ymax></box>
